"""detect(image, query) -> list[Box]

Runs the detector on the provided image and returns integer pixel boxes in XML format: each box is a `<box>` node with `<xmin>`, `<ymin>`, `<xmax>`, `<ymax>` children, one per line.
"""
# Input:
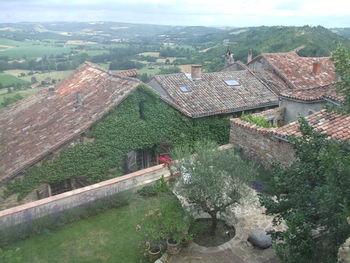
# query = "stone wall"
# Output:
<box><xmin>230</xmin><ymin>119</ymin><xmax>295</xmax><ymax>168</ymax></box>
<box><xmin>0</xmin><ymin>164</ymin><xmax>169</xmax><ymax>230</ymax></box>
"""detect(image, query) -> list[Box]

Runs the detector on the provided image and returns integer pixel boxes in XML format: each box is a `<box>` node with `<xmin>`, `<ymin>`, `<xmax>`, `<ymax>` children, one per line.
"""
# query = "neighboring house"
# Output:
<box><xmin>280</xmin><ymin>84</ymin><xmax>344</xmax><ymax>123</ymax></box>
<box><xmin>230</xmin><ymin>109</ymin><xmax>350</xmax><ymax>168</ymax></box>
<box><xmin>244</xmin><ymin>51</ymin><xmax>338</xmax><ymax>123</ymax></box>
<box><xmin>148</xmin><ymin>65</ymin><xmax>279</xmax><ymax>118</ymax></box>
<box><xmin>247</xmin><ymin>51</ymin><xmax>336</xmax><ymax>90</ymax></box>
<box><xmin>0</xmin><ymin>62</ymin><xmax>140</xmax><ymax>209</ymax></box>
<box><xmin>0</xmin><ymin>62</ymin><xmax>230</xmax><ymax>210</ymax></box>
<box><xmin>117</xmin><ymin>68</ymin><xmax>138</xmax><ymax>78</ymax></box>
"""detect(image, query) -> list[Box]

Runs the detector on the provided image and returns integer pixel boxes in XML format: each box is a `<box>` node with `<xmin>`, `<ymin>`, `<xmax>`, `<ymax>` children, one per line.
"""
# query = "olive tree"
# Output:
<box><xmin>171</xmin><ymin>141</ymin><xmax>257</xmax><ymax>235</ymax></box>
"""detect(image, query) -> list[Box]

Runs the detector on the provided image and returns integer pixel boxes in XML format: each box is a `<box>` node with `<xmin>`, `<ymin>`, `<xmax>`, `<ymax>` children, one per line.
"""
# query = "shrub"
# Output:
<box><xmin>240</xmin><ymin>113</ymin><xmax>276</xmax><ymax>128</ymax></box>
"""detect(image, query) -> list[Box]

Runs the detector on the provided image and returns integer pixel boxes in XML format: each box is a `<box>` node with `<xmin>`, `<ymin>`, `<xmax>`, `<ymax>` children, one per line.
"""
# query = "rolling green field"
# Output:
<box><xmin>4</xmin><ymin>192</ymin><xmax>177</xmax><ymax>263</ymax></box>
<box><xmin>0</xmin><ymin>38</ymin><xmax>72</xmax><ymax>59</ymax></box>
<box><xmin>0</xmin><ymin>87</ymin><xmax>44</xmax><ymax>109</ymax></box>
<box><xmin>0</xmin><ymin>73</ymin><xmax>29</xmax><ymax>86</ymax></box>
<box><xmin>138</xmin><ymin>51</ymin><xmax>160</xmax><ymax>57</ymax></box>
<box><xmin>4</xmin><ymin>70</ymin><xmax>73</xmax><ymax>82</ymax></box>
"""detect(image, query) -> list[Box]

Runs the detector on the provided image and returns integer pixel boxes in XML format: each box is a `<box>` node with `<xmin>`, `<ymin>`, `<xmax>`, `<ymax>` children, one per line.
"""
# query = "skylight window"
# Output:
<box><xmin>224</xmin><ymin>79</ymin><xmax>240</xmax><ymax>86</ymax></box>
<box><xmin>179</xmin><ymin>86</ymin><xmax>191</xmax><ymax>93</ymax></box>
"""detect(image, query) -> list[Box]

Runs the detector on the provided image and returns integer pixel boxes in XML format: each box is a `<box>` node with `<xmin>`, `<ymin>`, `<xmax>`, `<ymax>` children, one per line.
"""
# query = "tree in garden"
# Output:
<box><xmin>332</xmin><ymin>46</ymin><xmax>350</xmax><ymax>113</ymax></box>
<box><xmin>171</xmin><ymin>141</ymin><xmax>257</xmax><ymax>235</ymax></box>
<box><xmin>259</xmin><ymin>118</ymin><xmax>350</xmax><ymax>263</ymax></box>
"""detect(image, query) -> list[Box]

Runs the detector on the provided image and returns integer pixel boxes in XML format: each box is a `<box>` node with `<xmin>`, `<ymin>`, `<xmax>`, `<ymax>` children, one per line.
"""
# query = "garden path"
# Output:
<box><xmin>160</xmin><ymin>189</ymin><xmax>285</xmax><ymax>263</ymax></box>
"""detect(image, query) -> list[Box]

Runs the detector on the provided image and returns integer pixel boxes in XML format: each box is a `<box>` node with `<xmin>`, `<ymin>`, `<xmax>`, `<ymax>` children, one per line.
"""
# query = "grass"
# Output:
<box><xmin>138</xmin><ymin>52</ymin><xmax>160</xmax><ymax>57</ymax></box>
<box><xmin>0</xmin><ymin>87</ymin><xmax>44</xmax><ymax>109</ymax></box>
<box><xmin>20</xmin><ymin>71</ymin><xmax>73</xmax><ymax>82</ymax></box>
<box><xmin>137</xmin><ymin>67</ymin><xmax>161</xmax><ymax>75</ymax></box>
<box><xmin>5</xmin><ymin>191</ymin><xmax>178</xmax><ymax>263</ymax></box>
<box><xmin>0</xmin><ymin>38</ymin><xmax>72</xmax><ymax>59</ymax></box>
<box><xmin>0</xmin><ymin>73</ymin><xmax>29</xmax><ymax>87</ymax></box>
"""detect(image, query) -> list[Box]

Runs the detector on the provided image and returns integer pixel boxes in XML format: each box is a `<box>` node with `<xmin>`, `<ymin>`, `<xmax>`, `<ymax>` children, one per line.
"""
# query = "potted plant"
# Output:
<box><xmin>137</xmin><ymin>208</ymin><xmax>167</xmax><ymax>260</ymax></box>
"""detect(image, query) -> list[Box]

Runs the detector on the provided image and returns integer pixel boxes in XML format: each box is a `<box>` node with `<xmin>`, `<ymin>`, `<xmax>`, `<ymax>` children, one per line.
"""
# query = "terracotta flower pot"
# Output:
<box><xmin>166</xmin><ymin>238</ymin><xmax>181</xmax><ymax>254</ymax></box>
<box><xmin>148</xmin><ymin>245</ymin><xmax>162</xmax><ymax>260</ymax></box>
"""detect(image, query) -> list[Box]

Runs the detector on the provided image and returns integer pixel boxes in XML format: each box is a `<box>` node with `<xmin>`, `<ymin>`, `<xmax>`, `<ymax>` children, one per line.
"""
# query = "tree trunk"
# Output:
<box><xmin>208</xmin><ymin>211</ymin><xmax>218</xmax><ymax>236</ymax></box>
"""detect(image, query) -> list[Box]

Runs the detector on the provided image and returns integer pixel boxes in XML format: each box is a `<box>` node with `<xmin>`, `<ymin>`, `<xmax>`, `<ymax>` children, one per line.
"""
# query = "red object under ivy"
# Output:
<box><xmin>157</xmin><ymin>155</ymin><xmax>174</xmax><ymax>167</ymax></box>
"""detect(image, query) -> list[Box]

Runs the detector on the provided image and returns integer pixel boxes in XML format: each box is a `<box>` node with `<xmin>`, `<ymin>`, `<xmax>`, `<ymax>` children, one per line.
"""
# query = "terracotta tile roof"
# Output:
<box><xmin>280</xmin><ymin>84</ymin><xmax>344</xmax><ymax>103</ymax></box>
<box><xmin>250</xmin><ymin>68</ymin><xmax>290</xmax><ymax>95</ymax></box>
<box><xmin>150</xmin><ymin>70</ymin><xmax>278</xmax><ymax>118</ymax></box>
<box><xmin>274</xmin><ymin>110</ymin><xmax>350</xmax><ymax>141</ymax></box>
<box><xmin>0</xmin><ymin>62</ymin><xmax>140</xmax><ymax>183</ymax></box>
<box><xmin>117</xmin><ymin>69</ymin><xmax>138</xmax><ymax>77</ymax></box>
<box><xmin>249</xmin><ymin>52</ymin><xmax>336</xmax><ymax>89</ymax></box>
<box><xmin>231</xmin><ymin>109</ymin><xmax>350</xmax><ymax>142</ymax></box>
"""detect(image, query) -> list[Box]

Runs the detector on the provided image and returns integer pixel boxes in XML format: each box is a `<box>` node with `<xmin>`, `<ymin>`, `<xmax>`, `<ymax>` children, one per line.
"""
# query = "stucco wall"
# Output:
<box><xmin>230</xmin><ymin>120</ymin><xmax>295</xmax><ymax>168</ymax></box>
<box><xmin>0</xmin><ymin>164</ymin><xmax>169</xmax><ymax>230</ymax></box>
<box><xmin>280</xmin><ymin>98</ymin><xmax>326</xmax><ymax>124</ymax></box>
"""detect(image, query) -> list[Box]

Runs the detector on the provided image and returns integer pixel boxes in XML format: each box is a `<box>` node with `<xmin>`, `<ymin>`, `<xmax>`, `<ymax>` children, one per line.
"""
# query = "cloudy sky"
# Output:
<box><xmin>1</xmin><ymin>0</ymin><xmax>349</xmax><ymax>27</ymax></box>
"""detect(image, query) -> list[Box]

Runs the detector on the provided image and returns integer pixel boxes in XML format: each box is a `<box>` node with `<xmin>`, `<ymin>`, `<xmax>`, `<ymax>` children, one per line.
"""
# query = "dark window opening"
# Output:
<box><xmin>49</xmin><ymin>178</ymin><xmax>73</xmax><ymax>196</ymax></box>
<box><xmin>126</xmin><ymin>147</ymin><xmax>157</xmax><ymax>173</ymax></box>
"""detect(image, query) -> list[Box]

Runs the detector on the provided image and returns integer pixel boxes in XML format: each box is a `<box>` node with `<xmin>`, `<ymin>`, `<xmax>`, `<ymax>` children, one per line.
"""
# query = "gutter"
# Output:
<box><xmin>280</xmin><ymin>96</ymin><xmax>324</xmax><ymax>104</ymax></box>
<box><xmin>272</xmin><ymin>134</ymin><xmax>289</xmax><ymax>142</ymax></box>
<box><xmin>323</xmin><ymin>97</ymin><xmax>342</xmax><ymax>107</ymax></box>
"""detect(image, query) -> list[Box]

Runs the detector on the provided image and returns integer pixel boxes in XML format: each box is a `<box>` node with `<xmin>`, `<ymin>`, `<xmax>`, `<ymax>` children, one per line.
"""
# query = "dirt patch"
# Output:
<box><xmin>190</xmin><ymin>218</ymin><xmax>235</xmax><ymax>247</ymax></box>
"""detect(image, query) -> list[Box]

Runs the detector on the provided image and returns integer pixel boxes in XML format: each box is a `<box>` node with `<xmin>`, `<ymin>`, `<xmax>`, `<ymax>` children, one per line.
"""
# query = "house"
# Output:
<box><xmin>148</xmin><ymin>65</ymin><xmax>279</xmax><ymax>118</ymax></box>
<box><xmin>230</xmin><ymin>109</ymin><xmax>350</xmax><ymax>168</ymax></box>
<box><xmin>0</xmin><ymin>62</ymin><xmax>141</xmax><ymax>209</ymax></box>
<box><xmin>279</xmin><ymin>84</ymin><xmax>344</xmax><ymax>123</ymax></box>
<box><xmin>0</xmin><ymin>62</ymin><xmax>229</xmax><ymax>210</ymax></box>
<box><xmin>247</xmin><ymin>51</ymin><xmax>336</xmax><ymax>90</ymax></box>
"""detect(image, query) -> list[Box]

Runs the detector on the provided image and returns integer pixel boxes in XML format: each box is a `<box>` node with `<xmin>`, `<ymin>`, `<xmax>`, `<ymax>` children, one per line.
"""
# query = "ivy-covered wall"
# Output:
<box><xmin>5</xmin><ymin>84</ymin><xmax>230</xmax><ymax>200</ymax></box>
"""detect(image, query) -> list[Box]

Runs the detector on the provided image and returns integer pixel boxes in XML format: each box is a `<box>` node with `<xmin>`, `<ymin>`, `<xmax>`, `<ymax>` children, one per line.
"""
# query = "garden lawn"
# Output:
<box><xmin>5</xmin><ymin>192</ymin><xmax>176</xmax><ymax>263</ymax></box>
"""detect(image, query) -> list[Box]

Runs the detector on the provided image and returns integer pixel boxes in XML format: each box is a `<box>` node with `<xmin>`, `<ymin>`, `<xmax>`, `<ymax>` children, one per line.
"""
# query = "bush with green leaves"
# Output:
<box><xmin>240</xmin><ymin>113</ymin><xmax>276</xmax><ymax>128</ymax></box>
<box><xmin>137</xmin><ymin>176</ymin><xmax>169</xmax><ymax>197</ymax></box>
<box><xmin>171</xmin><ymin>141</ymin><xmax>257</xmax><ymax>235</ymax></box>
<box><xmin>259</xmin><ymin>118</ymin><xmax>350</xmax><ymax>263</ymax></box>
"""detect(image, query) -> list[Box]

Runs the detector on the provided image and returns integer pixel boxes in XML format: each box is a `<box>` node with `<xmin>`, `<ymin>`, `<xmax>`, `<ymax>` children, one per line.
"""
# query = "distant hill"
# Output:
<box><xmin>331</xmin><ymin>28</ymin><xmax>350</xmax><ymax>39</ymax></box>
<box><xmin>186</xmin><ymin>25</ymin><xmax>350</xmax><ymax>71</ymax></box>
<box><xmin>0</xmin><ymin>22</ymin><xmax>349</xmax><ymax>73</ymax></box>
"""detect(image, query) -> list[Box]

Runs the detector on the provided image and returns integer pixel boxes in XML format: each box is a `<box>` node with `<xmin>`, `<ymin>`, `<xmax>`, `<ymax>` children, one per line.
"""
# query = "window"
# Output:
<box><xmin>224</xmin><ymin>79</ymin><xmax>240</xmax><ymax>86</ymax></box>
<box><xmin>179</xmin><ymin>86</ymin><xmax>191</xmax><ymax>93</ymax></box>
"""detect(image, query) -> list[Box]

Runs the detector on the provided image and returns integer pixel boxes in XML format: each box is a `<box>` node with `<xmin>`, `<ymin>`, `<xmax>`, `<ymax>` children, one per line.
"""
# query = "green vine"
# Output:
<box><xmin>240</xmin><ymin>113</ymin><xmax>276</xmax><ymax>128</ymax></box>
<box><xmin>5</xmin><ymin>84</ymin><xmax>229</xmax><ymax>200</ymax></box>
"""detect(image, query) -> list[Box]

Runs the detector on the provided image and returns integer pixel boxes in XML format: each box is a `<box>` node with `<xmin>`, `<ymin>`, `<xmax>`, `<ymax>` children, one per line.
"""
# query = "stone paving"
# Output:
<box><xmin>159</xmin><ymin>189</ymin><xmax>285</xmax><ymax>263</ymax></box>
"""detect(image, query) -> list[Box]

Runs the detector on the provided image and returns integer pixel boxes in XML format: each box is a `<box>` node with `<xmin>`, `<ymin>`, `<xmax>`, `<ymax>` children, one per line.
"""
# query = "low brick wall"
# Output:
<box><xmin>0</xmin><ymin>164</ymin><xmax>169</xmax><ymax>230</ymax></box>
<box><xmin>230</xmin><ymin>119</ymin><xmax>295</xmax><ymax>168</ymax></box>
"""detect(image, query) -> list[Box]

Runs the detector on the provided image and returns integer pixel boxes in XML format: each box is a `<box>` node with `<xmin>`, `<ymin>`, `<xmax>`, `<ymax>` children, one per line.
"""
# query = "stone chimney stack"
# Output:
<box><xmin>312</xmin><ymin>62</ymin><xmax>321</xmax><ymax>75</ymax></box>
<box><xmin>224</xmin><ymin>49</ymin><xmax>234</xmax><ymax>67</ymax></box>
<box><xmin>191</xmin><ymin>65</ymin><xmax>202</xmax><ymax>80</ymax></box>
<box><xmin>247</xmin><ymin>49</ymin><xmax>253</xmax><ymax>63</ymax></box>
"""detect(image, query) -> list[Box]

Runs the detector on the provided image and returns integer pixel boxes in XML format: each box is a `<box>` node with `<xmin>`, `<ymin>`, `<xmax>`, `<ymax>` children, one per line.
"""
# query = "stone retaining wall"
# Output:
<box><xmin>230</xmin><ymin>119</ymin><xmax>295</xmax><ymax>168</ymax></box>
<box><xmin>0</xmin><ymin>164</ymin><xmax>169</xmax><ymax>230</ymax></box>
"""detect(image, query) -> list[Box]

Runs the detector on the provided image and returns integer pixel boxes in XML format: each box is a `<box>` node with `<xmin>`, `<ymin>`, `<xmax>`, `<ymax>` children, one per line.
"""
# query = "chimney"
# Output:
<box><xmin>76</xmin><ymin>91</ymin><xmax>83</xmax><ymax>108</ymax></box>
<box><xmin>312</xmin><ymin>62</ymin><xmax>321</xmax><ymax>75</ymax></box>
<box><xmin>224</xmin><ymin>49</ymin><xmax>234</xmax><ymax>67</ymax></box>
<box><xmin>47</xmin><ymin>86</ymin><xmax>56</xmax><ymax>99</ymax></box>
<box><xmin>191</xmin><ymin>65</ymin><xmax>202</xmax><ymax>80</ymax></box>
<box><xmin>247</xmin><ymin>49</ymin><xmax>253</xmax><ymax>63</ymax></box>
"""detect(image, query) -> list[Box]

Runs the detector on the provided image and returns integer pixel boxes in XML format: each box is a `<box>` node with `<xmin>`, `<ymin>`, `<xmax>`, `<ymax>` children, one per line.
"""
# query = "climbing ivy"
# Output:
<box><xmin>5</xmin><ymin>84</ymin><xmax>230</xmax><ymax>200</ymax></box>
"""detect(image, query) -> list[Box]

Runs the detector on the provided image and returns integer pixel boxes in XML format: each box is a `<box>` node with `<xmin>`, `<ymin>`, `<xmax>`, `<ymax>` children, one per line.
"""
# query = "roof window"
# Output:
<box><xmin>179</xmin><ymin>86</ymin><xmax>191</xmax><ymax>93</ymax></box>
<box><xmin>224</xmin><ymin>79</ymin><xmax>240</xmax><ymax>86</ymax></box>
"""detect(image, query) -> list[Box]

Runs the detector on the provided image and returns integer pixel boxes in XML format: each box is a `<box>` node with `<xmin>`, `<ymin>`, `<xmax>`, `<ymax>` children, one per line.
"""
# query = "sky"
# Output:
<box><xmin>0</xmin><ymin>0</ymin><xmax>349</xmax><ymax>27</ymax></box>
